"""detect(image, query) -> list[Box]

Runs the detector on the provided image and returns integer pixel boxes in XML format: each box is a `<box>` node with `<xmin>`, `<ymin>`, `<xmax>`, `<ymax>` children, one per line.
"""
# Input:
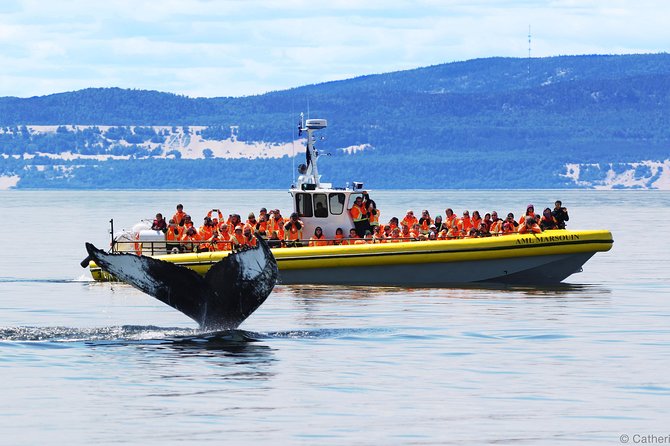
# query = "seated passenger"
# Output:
<box><xmin>243</xmin><ymin>227</ymin><xmax>258</xmax><ymax>247</ymax></box>
<box><xmin>518</xmin><ymin>215</ymin><xmax>542</xmax><ymax>234</ymax></box>
<box><xmin>489</xmin><ymin>211</ymin><xmax>503</xmax><ymax>235</ymax></box>
<box><xmin>309</xmin><ymin>227</ymin><xmax>328</xmax><ymax>247</ymax></box>
<box><xmin>388</xmin><ymin>217</ymin><xmax>399</xmax><ymax>231</ymax></box>
<box><xmin>447</xmin><ymin>218</ymin><xmax>462</xmax><ymax>239</ymax></box>
<box><xmin>433</xmin><ymin>215</ymin><xmax>447</xmax><ymax>233</ymax></box>
<box><xmin>552</xmin><ymin>200</ymin><xmax>569</xmax><ymax>229</ymax></box>
<box><xmin>212</xmin><ymin>227</ymin><xmax>233</xmax><ymax>251</ymax></box>
<box><xmin>180</xmin><ymin>227</ymin><xmax>200</xmax><ymax>252</ymax></box>
<box><xmin>199</xmin><ymin>217</ymin><xmax>215</xmax><ymax>240</ymax></box>
<box><xmin>419</xmin><ymin>210</ymin><xmax>433</xmax><ymax>234</ymax></box>
<box><xmin>401</xmin><ymin>210</ymin><xmax>418</xmax><ymax>229</ymax></box>
<box><xmin>471</xmin><ymin>211</ymin><xmax>482</xmax><ymax>231</ymax></box>
<box><xmin>478</xmin><ymin>221</ymin><xmax>491</xmax><ymax>237</ymax></box>
<box><xmin>207</xmin><ymin>209</ymin><xmax>223</xmax><ymax>226</ymax></box>
<box><xmin>361</xmin><ymin>230</ymin><xmax>373</xmax><ymax>244</ymax></box>
<box><xmin>255</xmin><ymin>214</ymin><xmax>269</xmax><ymax>238</ymax></box>
<box><xmin>540</xmin><ymin>208</ymin><xmax>559</xmax><ymax>231</ymax></box>
<box><xmin>333</xmin><ymin>228</ymin><xmax>345</xmax><ymax>245</ymax></box>
<box><xmin>342</xmin><ymin>228</ymin><xmax>360</xmax><ymax>245</ymax></box>
<box><xmin>445</xmin><ymin>208</ymin><xmax>456</xmax><ymax>228</ymax></box>
<box><xmin>232</xmin><ymin>225</ymin><xmax>246</xmax><ymax>247</ymax></box>
<box><xmin>482</xmin><ymin>213</ymin><xmax>492</xmax><ymax>232</ymax></box>
<box><xmin>519</xmin><ymin>204</ymin><xmax>538</xmax><ymax>225</ymax></box>
<box><xmin>389</xmin><ymin>227</ymin><xmax>403</xmax><ymax>242</ymax></box>
<box><xmin>437</xmin><ymin>229</ymin><xmax>448</xmax><ymax>240</ymax></box>
<box><xmin>410</xmin><ymin>223</ymin><xmax>421</xmax><ymax>240</ymax></box>
<box><xmin>284</xmin><ymin>212</ymin><xmax>304</xmax><ymax>247</ymax></box>
<box><xmin>460</xmin><ymin>211</ymin><xmax>473</xmax><ymax>233</ymax></box>
<box><xmin>427</xmin><ymin>225</ymin><xmax>438</xmax><ymax>240</ymax></box>
<box><xmin>152</xmin><ymin>213</ymin><xmax>167</xmax><ymax>233</ymax></box>
<box><xmin>246</xmin><ymin>212</ymin><xmax>258</xmax><ymax>229</ymax></box>
<box><xmin>501</xmin><ymin>213</ymin><xmax>518</xmax><ymax>235</ymax></box>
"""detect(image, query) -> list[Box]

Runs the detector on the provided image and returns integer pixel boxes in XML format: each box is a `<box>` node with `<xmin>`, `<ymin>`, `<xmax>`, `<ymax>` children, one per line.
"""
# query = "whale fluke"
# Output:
<box><xmin>85</xmin><ymin>238</ymin><xmax>278</xmax><ymax>330</ymax></box>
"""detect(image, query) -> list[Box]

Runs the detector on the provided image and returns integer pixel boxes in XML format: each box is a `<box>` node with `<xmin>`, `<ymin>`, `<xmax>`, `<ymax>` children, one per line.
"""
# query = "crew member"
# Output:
<box><xmin>349</xmin><ymin>195</ymin><xmax>370</xmax><ymax>237</ymax></box>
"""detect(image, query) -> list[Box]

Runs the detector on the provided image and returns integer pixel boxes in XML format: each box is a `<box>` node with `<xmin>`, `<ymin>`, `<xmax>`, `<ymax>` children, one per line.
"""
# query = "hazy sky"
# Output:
<box><xmin>0</xmin><ymin>0</ymin><xmax>667</xmax><ymax>98</ymax></box>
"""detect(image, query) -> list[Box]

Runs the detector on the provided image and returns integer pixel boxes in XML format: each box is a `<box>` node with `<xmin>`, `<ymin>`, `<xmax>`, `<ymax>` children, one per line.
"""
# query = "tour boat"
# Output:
<box><xmin>86</xmin><ymin>117</ymin><xmax>613</xmax><ymax>286</ymax></box>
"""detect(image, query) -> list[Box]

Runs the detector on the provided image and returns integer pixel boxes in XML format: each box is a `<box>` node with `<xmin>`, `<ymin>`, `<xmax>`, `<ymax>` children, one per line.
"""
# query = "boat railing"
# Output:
<box><xmin>110</xmin><ymin>236</ymin><xmax>448</xmax><ymax>255</ymax></box>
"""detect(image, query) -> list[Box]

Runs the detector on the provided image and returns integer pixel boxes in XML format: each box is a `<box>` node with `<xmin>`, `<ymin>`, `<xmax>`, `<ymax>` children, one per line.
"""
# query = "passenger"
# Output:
<box><xmin>199</xmin><ymin>217</ymin><xmax>215</xmax><ymax>240</ymax></box>
<box><xmin>482</xmin><ymin>213</ymin><xmax>492</xmax><ymax>232</ymax></box>
<box><xmin>166</xmin><ymin>219</ymin><xmax>183</xmax><ymax>253</ymax></box>
<box><xmin>349</xmin><ymin>195</ymin><xmax>370</xmax><ymax>237</ymax></box>
<box><xmin>382</xmin><ymin>224</ymin><xmax>392</xmax><ymax>239</ymax></box>
<box><xmin>471</xmin><ymin>211</ymin><xmax>482</xmax><ymax>231</ymax></box>
<box><xmin>518</xmin><ymin>215</ymin><xmax>542</xmax><ymax>234</ymax></box>
<box><xmin>401</xmin><ymin>210</ymin><xmax>418</xmax><ymax>229</ymax></box>
<box><xmin>151</xmin><ymin>213</ymin><xmax>167</xmax><ymax>233</ymax></box>
<box><xmin>361</xmin><ymin>230</ymin><xmax>373</xmax><ymax>244</ymax></box>
<box><xmin>445</xmin><ymin>208</ymin><xmax>457</xmax><ymax>228</ymax></box>
<box><xmin>388</xmin><ymin>217</ymin><xmax>399</xmax><ymax>231</ymax></box>
<box><xmin>246</xmin><ymin>212</ymin><xmax>258</xmax><ymax>229</ymax></box>
<box><xmin>333</xmin><ymin>227</ymin><xmax>345</xmax><ymax>245</ymax></box>
<box><xmin>284</xmin><ymin>212</ymin><xmax>304</xmax><ymax>247</ymax></box>
<box><xmin>213</xmin><ymin>225</ymin><xmax>233</xmax><ymax>250</ymax></box>
<box><xmin>447</xmin><ymin>218</ymin><xmax>461</xmax><ymax>239</ymax></box>
<box><xmin>309</xmin><ymin>227</ymin><xmax>328</xmax><ymax>247</ymax></box>
<box><xmin>552</xmin><ymin>200</ymin><xmax>569</xmax><ymax>229</ymax></box>
<box><xmin>367</xmin><ymin>200</ymin><xmax>380</xmax><ymax>230</ymax></box>
<box><xmin>401</xmin><ymin>224</ymin><xmax>411</xmax><ymax>241</ymax></box>
<box><xmin>460</xmin><ymin>210</ymin><xmax>473</xmax><ymax>233</ymax></box>
<box><xmin>427</xmin><ymin>224</ymin><xmax>438</xmax><ymax>240</ymax></box>
<box><xmin>314</xmin><ymin>201</ymin><xmax>328</xmax><ymax>218</ymax></box>
<box><xmin>259</xmin><ymin>207</ymin><xmax>268</xmax><ymax>222</ymax></box>
<box><xmin>419</xmin><ymin>210</ymin><xmax>433</xmax><ymax>234</ymax></box>
<box><xmin>371</xmin><ymin>225</ymin><xmax>385</xmax><ymax>243</ymax></box>
<box><xmin>267</xmin><ymin>230</ymin><xmax>283</xmax><ymax>248</ymax></box>
<box><xmin>207</xmin><ymin>209</ymin><xmax>223</xmax><ymax>226</ymax></box>
<box><xmin>389</xmin><ymin>227</ymin><xmax>403</xmax><ymax>242</ymax></box>
<box><xmin>465</xmin><ymin>227</ymin><xmax>479</xmax><ymax>238</ymax></box>
<box><xmin>243</xmin><ymin>227</ymin><xmax>258</xmax><ymax>247</ymax></box>
<box><xmin>232</xmin><ymin>225</ymin><xmax>246</xmax><ymax>247</ymax></box>
<box><xmin>433</xmin><ymin>215</ymin><xmax>447</xmax><ymax>233</ymax></box>
<box><xmin>540</xmin><ymin>207</ymin><xmax>559</xmax><ymax>231</ymax></box>
<box><xmin>255</xmin><ymin>213</ymin><xmax>269</xmax><ymax>238</ymax></box>
<box><xmin>437</xmin><ymin>229</ymin><xmax>448</xmax><ymax>240</ymax></box>
<box><xmin>342</xmin><ymin>228</ymin><xmax>360</xmax><ymax>245</ymax></box>
<box><xmin>228</xmin><ymin>214</ymin><xmax>242</xmax><ymax>234</ymax></box>
<box><xmin>519</xmin><ymin>204</ymin><xmax>538</xmax><ymax>225</ymax></box>
<box><xmin>180</xmin><ymin>227</ymin><xmax>200</xmax><ymax>252</ymax></box>
<box><xmin>478</xmin><ymin>221</ymin><xmax>491</xmax><ymax>237</ymax></box>
<box><xmin>172</xmin><ymin>204</ymin><xmax>187</xmax><ymax>227</ymax></box>
<box><xmin>501</xmin><ymin>213</ymin><xmax>518</xmax><ymax>235</ymax></box>
<box><xmin>489</xmin><ymin>211</ymin><xmax>503</xmax><ymax>235</ymax></box>
<box><xmin>410</xmin><ymin>223</ymin><xmax>421</xmax><ymax>240</ymax></box>
<box><xmin>183</xmin><ymin>215</ymin><xmax>194</xmax><ymax>231</ymax></box>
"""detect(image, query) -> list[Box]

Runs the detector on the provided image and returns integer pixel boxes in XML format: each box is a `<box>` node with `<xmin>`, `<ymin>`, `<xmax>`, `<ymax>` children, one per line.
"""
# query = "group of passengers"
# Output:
<box><xmin>147</xmin><ymin>199</ymin><xmax>569</xmax><ymax>253</ymax></box>
<box><xmin>150</xmin><ymin>204</ymin><xmax>309</xmax><ymax>253</ymax></box>
<box><xmin>319</xmin><ymin>199</ymin><xmax>570</xmax><ymax>245</ymax></box>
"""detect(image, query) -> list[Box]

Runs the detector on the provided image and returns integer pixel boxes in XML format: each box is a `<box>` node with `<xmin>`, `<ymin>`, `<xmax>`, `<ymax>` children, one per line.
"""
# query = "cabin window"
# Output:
<box><xmin>329</xmin><ymin>193</ymin><xmax>345</xmax><ymax>215</ymax></box>
<box><xmin>296</xmin><ymin>193</ymin><xmax>313</xmax><ymax>217</ymax></box>
<box><xmin>313</xmin><ymin>194</ymin><xmax>328</xmax><ymax>218</ymax></box>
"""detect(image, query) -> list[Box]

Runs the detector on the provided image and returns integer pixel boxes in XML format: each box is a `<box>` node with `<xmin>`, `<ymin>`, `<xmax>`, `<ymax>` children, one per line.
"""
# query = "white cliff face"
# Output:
<box><xmin>561</xmin><ymin>160</ymin><xmax>670</xmax><ymax>190</ymax></box>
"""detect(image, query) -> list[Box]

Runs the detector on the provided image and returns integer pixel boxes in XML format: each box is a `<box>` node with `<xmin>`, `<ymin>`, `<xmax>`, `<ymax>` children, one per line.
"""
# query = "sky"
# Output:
<box><xmin>0</xmin><ymin>0</ymin><xmax>667</xmax><ymax>98</ymax></box>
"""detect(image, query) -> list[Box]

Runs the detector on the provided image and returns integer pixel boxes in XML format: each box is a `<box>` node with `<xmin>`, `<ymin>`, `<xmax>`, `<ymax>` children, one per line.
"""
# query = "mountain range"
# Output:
<box><xmin>1</xmin><ymin>53</ymin><xmax>669</xmax><ymax>189</ymax></box>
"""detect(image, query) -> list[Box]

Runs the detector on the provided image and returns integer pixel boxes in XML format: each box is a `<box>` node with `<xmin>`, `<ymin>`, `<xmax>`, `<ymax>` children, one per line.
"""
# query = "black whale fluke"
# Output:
<box><xmin>84</xmin><ymin>238</ymin><xmax>278</xmax><ymax>331</ymax></box>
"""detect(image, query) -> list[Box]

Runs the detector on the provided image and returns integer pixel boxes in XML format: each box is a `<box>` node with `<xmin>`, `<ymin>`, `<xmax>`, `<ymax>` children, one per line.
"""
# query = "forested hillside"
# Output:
<box><xmin>1</xmin><ymin>53</ymin><xmax>669</xmax><ymax>189</ymax></box>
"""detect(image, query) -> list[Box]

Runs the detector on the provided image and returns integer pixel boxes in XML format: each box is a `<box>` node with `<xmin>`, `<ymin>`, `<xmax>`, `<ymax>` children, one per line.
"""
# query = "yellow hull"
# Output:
<box><xmin>89</xmin><ymin>230</ymin><xmax>613</xmax><ymax>285</ymax></box>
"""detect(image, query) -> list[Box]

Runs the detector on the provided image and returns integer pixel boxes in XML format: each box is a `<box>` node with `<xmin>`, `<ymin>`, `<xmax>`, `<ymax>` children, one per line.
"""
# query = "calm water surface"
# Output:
<box><xmin>1</xmin><ymin>190</ymin><xmax>669</xmax><ymax>445</ymax></box>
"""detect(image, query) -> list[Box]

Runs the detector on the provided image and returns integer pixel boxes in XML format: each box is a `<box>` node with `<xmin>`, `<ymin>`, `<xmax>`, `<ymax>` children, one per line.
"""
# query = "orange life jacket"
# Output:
<box><xmin>284</xmin><ymin>221</ymin><xmax>303</xmax><ymax>241</ymax></box>
<box><xmin>369</xmin><ymin>210</ymin><xmax>380</xmax><ymax>226</ymax></box>
<box><xmin>166</xmin><ymin>225</ymin><xmax>183</xmax><ymax>242</ymax></box>
<box><xmin>309</xmin><ymin>234</ymin><xmax>328</xmax><ymax>247</ymax></box>
<box><xmin>401</xmin><ymin>215</ymin><xmax>418</xmax><ymax>228</ymax></box>
<box><xmin>350</xmin><ymin>204</ymin><xmax>367</xmax><ymax>222</ymax></box>
<box><xmin>172</xmin><ymin>210</ymin><xmax>187</xmax><ymax>226</ymax></box>
<box><xmin>519</xmin><ymin>213</ymin><xmax>538</xmax><ymax>225</ymax></box>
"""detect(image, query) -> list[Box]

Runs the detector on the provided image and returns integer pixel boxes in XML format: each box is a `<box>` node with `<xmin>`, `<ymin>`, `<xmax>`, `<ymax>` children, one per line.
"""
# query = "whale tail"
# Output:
<box><xmin>85</xmin><ymin>237</ymin><xmax>278</xmax><ymax>330</ymax></box>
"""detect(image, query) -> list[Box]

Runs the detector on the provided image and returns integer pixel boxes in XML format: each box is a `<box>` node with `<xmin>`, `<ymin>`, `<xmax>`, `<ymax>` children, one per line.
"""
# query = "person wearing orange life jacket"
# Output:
<box><xmin>501</xmin><ymin>213</ymin><xmax>519</xmax><ymax>235</ymax></box>
<box><xmin>437</xmin><ymin>229</ymin><xmax>448</xmax><ymax>240</ymax></box>
<box><xmin>212</xmin><ymin>225</ymin><xmax>233</xmax><ymax>251</ymax></box>
<box><xmin>227</xmin><ymin>214</ymin><xmax>242</xmax><ymax>234</ymax></box>
<box><xmin>471</xmin><ymin>211</ymin><xmax>482</xmax><ymax>231</ymax></box>
<box><xmin>309</xmin><ymin>227</ymin><xmax>328</xmax><ymax>247</ymax></box>
<box><xmin>232</xmin><ymin>225</ymin><xmax>246</xmax><ymax>247</ymax></box>
<box><xmin>180</xmin><ymin>227</ymin><xmax>200</xmax><ymax>253</ymax></box>
<box><xmin>482</xmin><ymin>213</ymin><xmax>492</xmax><ymax>232</ymax></box>
<box><xmin>388</xmin><ymin>217</ymin><xmax>399</xmax><ymax>231</ymax></box>
<box><xmin>433</xmin><ymin>215</ymin><xmax>447</xmax><ymax>233</ymax></box>
<box><xmin>267</xmin><ymin>230</ymin><xmax>283</xmax><ymax>248</ymax></box>
<box><xmin>166</xmin><ymin>219</ymin><xmax>183</xmax><ymax>253</ymax></box>
<box><xmin>172</xmin><ymin>204</ymin><xmax>187</xmax><ymax>227</ymax></box>
<box><xmin>518</xmin><ymin>215</ymin><xmax>542</xmax><ymax>234</ymax></box>
<box><xmin>246</xmin><ymin>212</ymin><xmax>258</xmax><ymax>229</ymax></box>
<box><xmin>182</xmin><ymin>215</ymin><xmax>194</xmax><ymax>231</ymax></box>
<box><xmin>401</xmin><ymin>210</ymin><xmax>418</xmax><ymax>229</ymax></box>
<box><xmin>367</xmin><ymin>200</ymin><xmax>380</xmax><ymax>230</ymax></box>
<box><xmin>389</xmin><ymin>227</ymin><xmax>403</xmax><ymax>242</ymax></box>
<box><xmin>349</xmin><ymin>195</ymin><xmax>370</xmax><ymax>237</ymax></box>
<box><xmin>333</xmin><ymin>228</ymin><xmax>345</xmax><ymax>245</ymax></box>
<box><xmin>243</xmin><ymin>227</ymin><xmax>258</xmax><ymax>247</ymax></box>
<box><xmin>489</xmin><ymin>211</ymin><xmax>503</xmax><ymax>235</ymax></box>
<box><xmin>400</xmin><ymin>224</ymin><xmax>411</xmax><ymax>241</ymax></box>
<box><xmin>418</xmin><ymin>209</ymin><xmax>433</xmax><ymax>234</ymax></box>
<box><xmin>284</xmin><ymin>212</ymin><xmax>304</xmax><ymax>247</ymax></box>
<box><xmin>519</xmin><ymin>204</ymin><xmax>539</xmax><ymax>226</ymax></box>
<box><xmin>342</xmin><ymin>228</ymin><xmax>360</xmax><ymax>246</ymax></box>
<box><xmin>447</xmin><ymin>217</ymin><xmax>461</xmax><ymax>239</ymax></box>
<box><xmin>460</xmin><ymin>210</ymin><xmax>473</xmax><ymax>233</ymax></box>
<box><xmin>198</xmin><ymin>217</ymin><xmax>215</xmax><ymax>241</ymax></box>
<box><xmin>410</xmin><ymin>223</ymin><xmax>422</xmax><ymax>240</ymax></box>
<box><xmin>444</xmin><ymin>208</ymin><xmax>457</xmax><ymax>228</ymax></box>
<box><xmin>255</xmin><ymin>214</ymin><xmax>269</xmax><ymax>238</ymax></box>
